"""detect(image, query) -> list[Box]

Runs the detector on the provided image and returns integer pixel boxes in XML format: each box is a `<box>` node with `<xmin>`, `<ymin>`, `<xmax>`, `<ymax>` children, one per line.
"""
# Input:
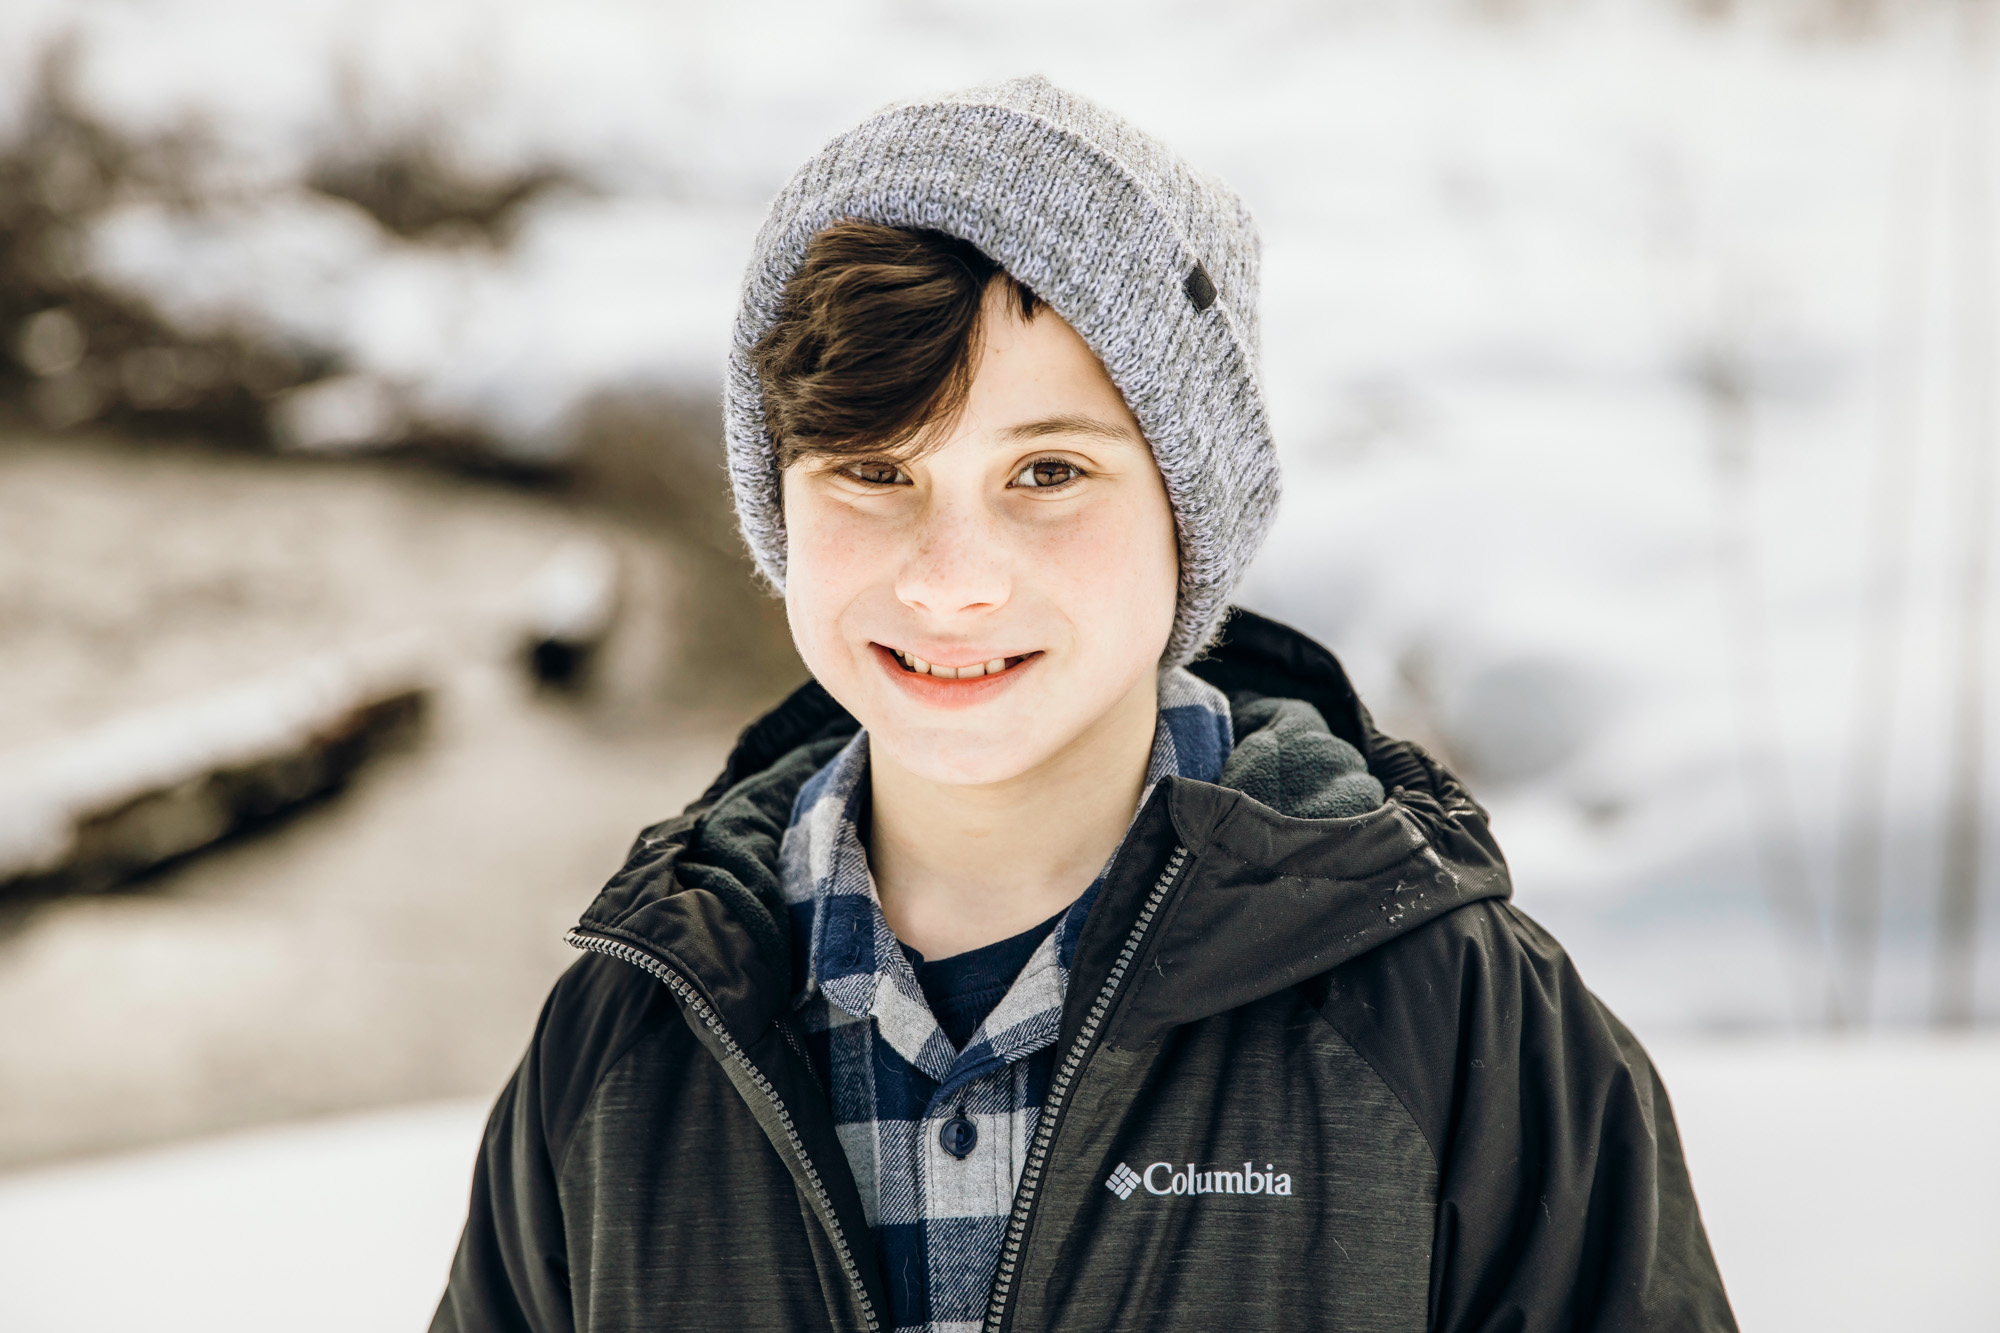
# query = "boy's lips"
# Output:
<box><xmin>869</xmin><ymin>642</ymin><xmax>1042</xmax><ymax>704</ymax></box>
<box><xmin>877</xmin><ymin>642</ymin><xmax>1037</xmax><ymax>681</ymax></box>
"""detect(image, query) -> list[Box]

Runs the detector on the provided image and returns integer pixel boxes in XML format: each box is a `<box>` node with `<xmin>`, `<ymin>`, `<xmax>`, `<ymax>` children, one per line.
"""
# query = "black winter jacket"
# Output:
<box><xmin>433</xmin><ymin>609</ymin><xmax>1736</xmax><ymax>1332</ymax></box>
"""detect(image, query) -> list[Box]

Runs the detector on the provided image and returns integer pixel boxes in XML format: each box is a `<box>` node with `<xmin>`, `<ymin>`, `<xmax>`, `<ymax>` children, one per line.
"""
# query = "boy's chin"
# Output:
<box><xmin>868</xmin><ymin>718</ymin><xmax>1079</xmax><ymax>789</ymax></box>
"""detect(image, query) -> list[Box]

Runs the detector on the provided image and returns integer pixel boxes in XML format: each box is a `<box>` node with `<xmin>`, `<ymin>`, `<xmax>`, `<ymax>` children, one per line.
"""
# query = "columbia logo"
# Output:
<box><xmin>1103</xmin><ymin>1160</ymin><xmax>1296</xmax><ymax>1200</ymax></box>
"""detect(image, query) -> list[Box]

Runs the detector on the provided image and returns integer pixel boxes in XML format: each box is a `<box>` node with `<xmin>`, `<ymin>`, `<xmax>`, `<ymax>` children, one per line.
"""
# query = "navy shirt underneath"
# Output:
<box><xmin>899</xmin><ymin>907</ymin><xmax>1068</xmax><ymax>1050</ymax></box>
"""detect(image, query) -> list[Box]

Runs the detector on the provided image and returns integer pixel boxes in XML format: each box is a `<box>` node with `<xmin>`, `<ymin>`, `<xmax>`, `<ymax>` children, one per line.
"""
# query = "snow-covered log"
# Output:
<box><xmin>0</xmin><ymin>639</ymin><xmax>432</xmax><ymax>893</ymax></box>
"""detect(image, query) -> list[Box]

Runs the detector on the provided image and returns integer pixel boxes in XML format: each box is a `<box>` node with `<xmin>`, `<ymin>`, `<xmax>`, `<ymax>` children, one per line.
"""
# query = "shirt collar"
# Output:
<box><xmin>779</xmin><ymin>666</ymin><xmax>1233</xmax><ymax>1068</ymax></box>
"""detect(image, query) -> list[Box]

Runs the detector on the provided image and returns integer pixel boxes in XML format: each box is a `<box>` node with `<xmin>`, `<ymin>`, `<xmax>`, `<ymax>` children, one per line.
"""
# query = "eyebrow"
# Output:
<box><xmin>999</xmin><ymin>413</ymin><xmax>1143</xmax><ymax>445</ymax></box>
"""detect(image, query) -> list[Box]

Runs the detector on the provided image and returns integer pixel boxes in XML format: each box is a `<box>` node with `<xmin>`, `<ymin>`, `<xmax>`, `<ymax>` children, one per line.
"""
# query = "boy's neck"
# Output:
<box><xmin>866</xmin><ymin>672</ymin><xmax>1160</xmax><ymax>962</ymax></box>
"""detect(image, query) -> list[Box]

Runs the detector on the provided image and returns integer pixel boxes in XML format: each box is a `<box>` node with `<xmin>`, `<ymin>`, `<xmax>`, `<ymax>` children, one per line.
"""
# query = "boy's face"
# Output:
<box><xmin>781</xmin><ymin>282</ymin><xmax>1179</xmax><ymax>787</ymax></box>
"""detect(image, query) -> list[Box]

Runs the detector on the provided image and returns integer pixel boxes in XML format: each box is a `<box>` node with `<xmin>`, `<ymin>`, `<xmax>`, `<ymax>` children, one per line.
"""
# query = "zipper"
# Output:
<box><xmin>566</xmin><ymin>928</ymin><xmax>880</xmax><ymax>1333</ymax></box>
<box><xmin>981</xmin><ymin>844</ymin><xmax>1190</xmax><ymax>1333</ymax></box>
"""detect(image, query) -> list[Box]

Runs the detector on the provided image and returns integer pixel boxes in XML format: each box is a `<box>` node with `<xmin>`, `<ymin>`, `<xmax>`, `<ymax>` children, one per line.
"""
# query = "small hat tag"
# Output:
<box><xmin>1184</xmin><ymin>263</ymin><xmax>1217</xmax><ymax>312</ymax></box>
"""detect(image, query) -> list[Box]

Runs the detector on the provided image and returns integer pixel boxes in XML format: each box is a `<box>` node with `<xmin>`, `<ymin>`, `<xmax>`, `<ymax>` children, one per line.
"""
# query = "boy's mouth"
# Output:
<box><xmin>878</xmin><ymin>645</ymin><xmax>1038</xmax><ymax>681</ymax></box>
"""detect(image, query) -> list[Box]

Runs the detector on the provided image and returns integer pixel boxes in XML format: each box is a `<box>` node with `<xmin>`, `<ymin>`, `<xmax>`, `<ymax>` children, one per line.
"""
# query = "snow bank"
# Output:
<box><xmin>0</xmin><ymin>637</ymin><xmax>431</xmax><ymax>891</ymax></box>
<box><xmin>1652</xmin><ymin>1033</ymin><xmax>2000</xmax><ymax>1331</ymax></box>
<box><xmin>0</xmin><ymin>1100</ymin><xmax>488</xmax><ymax>1333</ymax></box>
<box><xmin>0</xmin><ymin>1033</ymin><xmax>1991</xmax><ymax>1331</ymax></box>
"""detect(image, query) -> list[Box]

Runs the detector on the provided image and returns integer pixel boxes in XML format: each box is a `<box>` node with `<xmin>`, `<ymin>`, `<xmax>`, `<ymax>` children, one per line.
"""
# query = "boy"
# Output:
<box><xmin>434</xmin><ymin>78</ymin><xmax>1734</xmax><ymax>1332</ymax></box>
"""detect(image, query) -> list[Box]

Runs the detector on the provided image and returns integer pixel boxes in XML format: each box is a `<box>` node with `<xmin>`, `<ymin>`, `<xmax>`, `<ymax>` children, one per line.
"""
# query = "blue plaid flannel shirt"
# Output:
<box><xmin>779</xmin><ymin>667</ymin><xmax>1234</xmax><ymax>1333</ymax></box>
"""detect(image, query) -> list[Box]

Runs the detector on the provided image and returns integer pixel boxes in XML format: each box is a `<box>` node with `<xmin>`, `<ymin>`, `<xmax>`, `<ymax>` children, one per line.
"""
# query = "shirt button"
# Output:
<box><xmin>939</xmin><ymin>1116</ymin><xmax>978</xmax><ymax>1159</ymax></box>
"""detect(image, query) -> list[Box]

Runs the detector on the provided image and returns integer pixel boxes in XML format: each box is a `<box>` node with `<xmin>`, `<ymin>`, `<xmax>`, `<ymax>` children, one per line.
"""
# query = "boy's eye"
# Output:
<box><xmin>1013</xmin><ymin>459</ymin><xmax>1083</xmax><ymax>489</ymax></box>
<box><xmin>841</xmin><ymin>461</ymin><xmax>908</xmax><ymax>487</ymax></box>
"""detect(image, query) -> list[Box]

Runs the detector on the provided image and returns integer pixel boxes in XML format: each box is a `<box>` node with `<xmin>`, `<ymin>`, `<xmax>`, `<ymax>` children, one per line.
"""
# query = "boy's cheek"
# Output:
<box><xmin>782</xmin><ymin>558</ymin><xmax>858</xmax><ymax>675</ymax></box>
<box><xmin>781</xmin><ymin>510</ymin><xmax>838</xmax><ymax>657</ymax></box>
<box><xmin>783</xmin><ymin>520</ymin><xmax>897</xmax><ymax>688</ymax></box>
<box><xmin>785</xmin><ymin>494</ymin><xmax>873</xmax><ymax>607</ymax></box>
<box><xmin>1027</xmin><ymin>501</ymin><xmax>1178</xmax><ymax>633</ymax></box>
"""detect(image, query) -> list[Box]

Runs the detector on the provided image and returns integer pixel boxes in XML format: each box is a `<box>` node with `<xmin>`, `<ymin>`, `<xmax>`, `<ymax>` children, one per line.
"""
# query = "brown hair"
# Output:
<box><xmin>751</xmin><ymin>221</ymin><xmax>1041</xmax><ymax>467</ymax></box>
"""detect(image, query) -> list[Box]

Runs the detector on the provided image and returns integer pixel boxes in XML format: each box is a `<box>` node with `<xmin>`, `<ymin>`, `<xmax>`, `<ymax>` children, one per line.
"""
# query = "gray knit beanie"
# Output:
<box><xmin>724</xmin><ymin>76</ymin><xmax>1280</xmax><ymax>666</ymax></box>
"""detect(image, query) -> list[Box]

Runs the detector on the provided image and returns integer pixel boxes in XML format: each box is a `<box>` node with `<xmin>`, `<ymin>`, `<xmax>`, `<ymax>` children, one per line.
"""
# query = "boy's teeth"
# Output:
<box><xmin>893</xmin><ymin>649</ymin><xmax>1019</xmax><ymax>679</ymax></box>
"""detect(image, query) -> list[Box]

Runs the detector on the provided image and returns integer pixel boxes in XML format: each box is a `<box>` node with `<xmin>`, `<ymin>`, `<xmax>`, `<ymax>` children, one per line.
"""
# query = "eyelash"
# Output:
<box><xmin>840</xmin><ymin>461</ymin><xmax>907</xmax><ymax>487</ymax></box>
<box><xmin>1011</xmin><ymin>457</ymin><xmax>1086</xmax><ymax>490</ymax></box>
<box><xmin>836</xmin><ymin>457</ymin><xmax>1088</xmax><ymax>490</ymax></box>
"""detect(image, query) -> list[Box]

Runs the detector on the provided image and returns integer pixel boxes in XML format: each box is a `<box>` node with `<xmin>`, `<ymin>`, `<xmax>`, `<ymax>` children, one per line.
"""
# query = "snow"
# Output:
<box><xmin>0</xmin><ymin>1100</ymin><xmax>488</xmax><ymax>1333</ymax></box>
<box><xmin>2</xmin><ymin>9</ymin><xmax>1990</xmax><ymax>1317</ymax></box>
<box><xmin>1651</xmin><ymin>1034</ymin><xmax>2000</xmax><ymax>1332</ymax></box>
<box><xmin>0</xmin><ymin>636</ymin><xmax>432</xmax><ymax>884</ymax></box>
<box><xmin>0</xmin><ymin>1034</ymin><xmax>1992</xmax><ymax>1331</ymax></box>
<box><xmin>4</xmin><ymin>0</ymin><xmax>1997</xmax><ymax>1028</ymax></box>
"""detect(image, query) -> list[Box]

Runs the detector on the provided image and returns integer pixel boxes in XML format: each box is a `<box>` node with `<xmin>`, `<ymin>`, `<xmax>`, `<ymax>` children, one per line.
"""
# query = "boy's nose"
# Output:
<box><xmin>894</xmin><ymin>502</ymin><xmax>1011</xmax><ymax>616</ymax></box>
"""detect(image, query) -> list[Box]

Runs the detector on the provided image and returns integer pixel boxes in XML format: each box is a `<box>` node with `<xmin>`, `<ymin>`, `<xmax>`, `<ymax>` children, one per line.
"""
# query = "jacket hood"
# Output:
<box><xmin>574</xmin><ymin>609</ymin><xmax>1511</xmax><ymax>1041</ymax></box>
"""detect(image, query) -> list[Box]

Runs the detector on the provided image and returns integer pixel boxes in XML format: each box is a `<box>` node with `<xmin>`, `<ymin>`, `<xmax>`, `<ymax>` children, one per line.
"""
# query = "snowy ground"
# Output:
<box><xmin>0</xmin><ymin>1032</ymin><xmax>1993</xmax><ymax>1332</ymax></box>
